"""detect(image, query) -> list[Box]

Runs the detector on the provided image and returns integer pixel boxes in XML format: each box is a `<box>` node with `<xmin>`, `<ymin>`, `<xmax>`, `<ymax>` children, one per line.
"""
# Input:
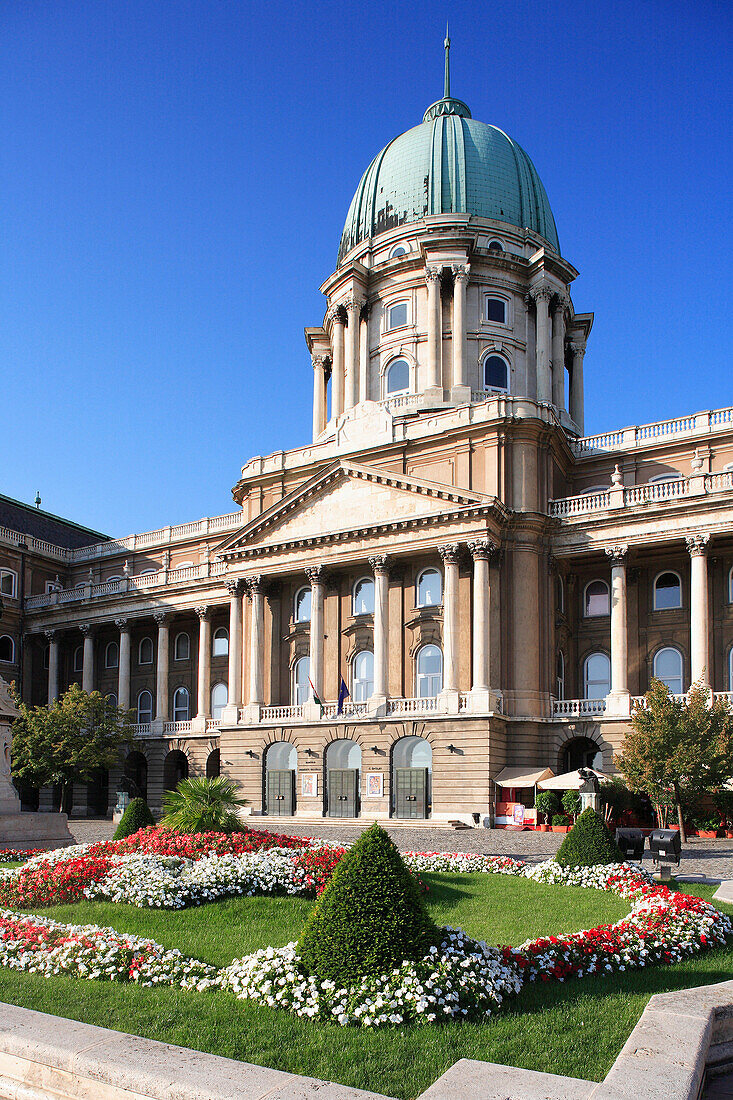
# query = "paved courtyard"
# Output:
<box><xmin>68</xmin><ymin>818</ymin><xmax>733</xmax><ymax>882</ymax></box>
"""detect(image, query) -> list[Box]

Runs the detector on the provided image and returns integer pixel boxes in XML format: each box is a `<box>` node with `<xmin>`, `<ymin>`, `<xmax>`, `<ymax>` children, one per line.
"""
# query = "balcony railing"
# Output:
<box><xmin>552</xmin><ymin>698</ymin><xmax>607</xmax><ymax>718</ymax></box>
<box><xmin>255</xmin><ymin>705</ymin><xmax>304</xmax><ymax>723</ymax></box>
<box><xmin>571</xmin><ymin>405</ymin><xmax>733</xmax><ymax>456</ymax></box>
<box><xmin>25</xmin><ymin>559</ymin><xmax>231</xmax><ymax>611</ymax></box>
<box><xmin>320</xmin><ymin>701</ymin><xmax>369</xmax><ymax>719</ymax></box>
<box><xmin>549</xmin><ymin>470</ymin><xmax>733</xmax><ymax>519</ymax></box>
<box><xmin>385</xmin><ymin>696</ymin><xmax>439</xmax><ymax>716</ymax></box>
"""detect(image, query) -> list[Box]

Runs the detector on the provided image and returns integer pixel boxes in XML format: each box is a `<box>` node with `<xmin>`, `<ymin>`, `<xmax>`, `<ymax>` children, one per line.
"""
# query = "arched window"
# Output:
<box><xmin>105</xmin><ymin>641</ymin><xmax>118</xmax><ymax>669</ymax></box>
<box><xmin>556</xmin><ymin>651</ymin><xmax>565</xmax><ymax>700</ymax></box>
<box><xmin>488</xmin><ymin>239</ymin><xmax>504</xmax><ymax>253</ymax></box>
<box><xmin>649</xmin><ymin>471</ymin><xmax>682</xmax><ymax>483</ymax></box>
<box><xmin>653</xmin><ymin>647</ymin><xmax>684</xmax><ymax>695</ymax></box>
<box><xmin>0</xmin><ymin>570</ymin><xmax>17</xmax><ymax>598</ymax></box>
<box><xmin>385</xmin><ymin>357</ymin><xmax>410</xmax><ymax>394</ymax></box>
<box><xmin>0</xmin><ymin>636</ymin><xmax>14</xmax><ymax>663</ymax></box>
<box><xmin>416</xmin><ymin>644</ymin><xmax>443</xmax><ymax>698</ymax></box>
<box><xmin>485</xmin><ymin>297</ymin><xmax>507</xmax><ymax>324</ymax></box>
<box><xmin>163</xmin><ymin>749</ymin><xmax>188</xmax><ymax>791</ymax></box>
<box><xmin>136</xmin><ymin>690</ymin><xmax>153</xmax><ymax>724</ymax></box>
<box><xmin>293</xmin><ymin>656</ymin><xmax>310</xmax><ymax>705</ymax></box>
<box><xmin>206</xmin><ymin>749</ymin><xmax>220</xmax><ymax>778</ymax></box>
<box><xmin>212</xmin><ymin>627</ymin><xmax>229</xmax><ymax>657</ymax></box>
<box><xmin>174</xmin><ymin>632</ymin><xmax>190</xmax><ymax>660</ymax></box>
<box><xmin>73</xmin><ymin>645</ymin><xmax>83</xmax><ymax>673</ymax></box>
<box><xmin>483</xmin><ymin>354</ymin><xmax>509</xmax><ymax>391</ymax></box>
<box><xmin>172</xmin><ymin>687</ymin><xmax>190</xmax><ymax>722</ymax></box>
<box><xmin>105</xmin><ymin>692</ymin><xmax>118</xmax><ymax>708</ymax></box>
<box><xmin>584</xmin><ymin>652</ymin><xmax>610</xmax><ymax>699</ymax></box>
<box><xmin>584</xmin><ymin>579</ymin><xmax>610</xmax><ymax>617</ymax></box>
<box><xmin>416</xmin><ymin>568</ymin><xmax>441</xmax><ymax>608</ymax></box>
<box><xmin>386</xmin><ymin>300</ymin><xmax>408</xmax><ymax>330</ymax></box>
<box><xmin>352</xmin><ymin>650</ymin><xmax>374</xmax><ymax>702</ymax></box>
<box><xmin>389</xmin><ymin>243</ymin><xmax>407</xmax><ymax>259</ymax></box>
<box><xmin>653</xmin><ymin>571</ymin><xmax>682</xmax><ymax>610</ymax></box>
<box><xmin>123</xmin><ymin>751</ymin><xmax>147</xmax><ymax>801</ymax></box>
<box><xmin>138</xmin><ymin>637</ymin><xmax>153</xmax><ymax>664</ymax></box>
<box><xmin>294</xmin><ymin>586</ymin><xmax>311</xmax><ymax>624</ymax></box>
<box><xmin>211</xmin><ymin>682</ymin><xmax>228</xmax><ymax>720</ymax></box>
<box><xmin>353</xmin><ymin>577</ymin><xmax>375</xmax><ymax>616</ymax></box>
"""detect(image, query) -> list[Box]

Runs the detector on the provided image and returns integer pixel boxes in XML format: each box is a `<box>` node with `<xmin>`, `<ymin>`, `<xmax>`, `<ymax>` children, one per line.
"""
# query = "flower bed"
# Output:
<box><xmin>0</xmin><ymin>849</ymin><xmax>44</xmax><ymax>864</ymax></box>
<box><xmin>0</xmin><ymin>830</ymin><xmax>730</xmax><ymax>1029</ymax></box>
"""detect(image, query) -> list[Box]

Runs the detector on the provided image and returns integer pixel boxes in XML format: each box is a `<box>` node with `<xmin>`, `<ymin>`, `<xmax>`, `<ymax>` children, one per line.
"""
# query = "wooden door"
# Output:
<box><xmin>328</xmin><ymin>769</ymin><xmax>358</xmax><ymax>817</ymax></box>
<box><xmin>394</xmin><ymin>767</ymin><xmax>428</xmax><ymax>819</ymax></box>
<box><xmin>267</xmin><ymin>770</ymin><xmax>294</xmax><ymax>816</ymax></box>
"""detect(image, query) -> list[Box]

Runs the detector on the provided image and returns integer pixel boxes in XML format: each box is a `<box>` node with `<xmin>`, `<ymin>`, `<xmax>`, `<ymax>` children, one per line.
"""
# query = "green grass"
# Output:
<box><xmin>2</xmin><ymin>874</ymin><xmax>731</xmax><ymax>1100</ymax></box>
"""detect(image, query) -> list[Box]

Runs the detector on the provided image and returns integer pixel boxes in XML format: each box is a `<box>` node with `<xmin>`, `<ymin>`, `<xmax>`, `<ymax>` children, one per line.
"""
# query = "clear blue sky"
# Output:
<box><xmin>2</xmin><ymin>0</ymin><xmax>731</xmax><ymax>537</ymax></box>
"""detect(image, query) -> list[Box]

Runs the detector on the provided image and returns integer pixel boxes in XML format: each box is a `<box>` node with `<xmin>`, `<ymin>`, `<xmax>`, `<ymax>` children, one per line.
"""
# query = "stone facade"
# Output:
<box><xmin>2</xmin><ymin>84</ymin><xmax>732</xmax><ymax>824</ymax></box>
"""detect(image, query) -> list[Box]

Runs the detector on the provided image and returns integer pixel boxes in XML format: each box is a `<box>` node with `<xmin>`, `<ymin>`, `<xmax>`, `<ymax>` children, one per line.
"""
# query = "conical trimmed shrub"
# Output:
<box><xmin>298</xmin><ymin>822</ymin><xmax>439</xmax><ymax>983</ymax></box>
<box><xmin>113</xmin><ymin>797</ymin><xmax>155</xmax><ymax>840</ymax></box>
<box><xmin>555</xmin><ymin>807</ymin><xmax>624</xmax><ymax>867</ymax></box>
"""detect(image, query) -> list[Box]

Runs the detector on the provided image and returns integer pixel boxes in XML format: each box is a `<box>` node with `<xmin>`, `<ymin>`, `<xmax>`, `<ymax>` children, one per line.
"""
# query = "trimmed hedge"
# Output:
<box><xmin>113</xmin><ymin>797</ymin><xmax>155</xmax><ymax>841</ymax></box>
<box><xmin>298</xmin><ymin>822</ymin><xmax>439</xmax><ymax>983</ymax></box>
<box><xmin>555</xmin><ymin>807</ymin><xmax>624</xmax><ymax>867</ymax></box>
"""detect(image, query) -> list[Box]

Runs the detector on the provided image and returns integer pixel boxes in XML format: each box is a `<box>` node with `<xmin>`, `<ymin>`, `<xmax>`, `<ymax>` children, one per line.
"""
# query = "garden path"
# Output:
<box><xmin>67</xmin><ymin>818</ymin><xmax>733</xmax><ymax>880</ymax></box>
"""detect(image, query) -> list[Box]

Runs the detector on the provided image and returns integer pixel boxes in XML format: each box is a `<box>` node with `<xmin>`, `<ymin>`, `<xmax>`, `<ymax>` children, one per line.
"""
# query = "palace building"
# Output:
<box><xmin>2</xmin><ymin>51</ymin><xmax>732</xmax><ymax>823</ymax></box>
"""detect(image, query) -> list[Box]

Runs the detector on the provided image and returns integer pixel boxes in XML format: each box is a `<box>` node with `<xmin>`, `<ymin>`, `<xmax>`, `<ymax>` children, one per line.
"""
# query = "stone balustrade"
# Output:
<box><xmin>552</xmin><ymin>698</ymin><xmax>607</xmax><ymax>717</ymax></box>
<box><xmin>549</xmin><ymin>471</ymin><xmax>732</xmax><ymax>518</ymax></box>
<box><xmin>571</xmin><ymin>404</ymin><xmax>733</xmax><ymax>456</ymax></box>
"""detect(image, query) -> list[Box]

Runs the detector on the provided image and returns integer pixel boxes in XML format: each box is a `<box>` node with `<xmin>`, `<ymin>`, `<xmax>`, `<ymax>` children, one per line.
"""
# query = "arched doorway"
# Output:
<box><xmin>123</xmin><ymin>751</ymin><xmax>148</xmax><ymax>802</ymax></box>
<box><xmin>163</xmin><ymin>749</ymin><xmax>189</xmax><ymax>792</ymax></box>
<box><xmin>560</xmin><ymin>737</ymin><xmax>603</xmax><ymax>773</ymax></box>
<box><xmin>206</xmin><ymin>748</ymin><xmax>220</xmax><ymax>778</ymax></box>
<box><xmin>264</xmin><ymin>742</ymin><xmax>296</xmax><ymax>816</ymax></box>
<box><xmin>392</xmin><ymin>736</ymin><xmax>432</xmax><ymax>819</ymax></box>
<box><xmin>86</xmin><ymin>767</ymin><xmax>109</xmax><ymax>816</ymax></box>
<box><xmin>325</xmin><ymin>739</ymin><xmax>361</xmax><ymax>818</ymax></box>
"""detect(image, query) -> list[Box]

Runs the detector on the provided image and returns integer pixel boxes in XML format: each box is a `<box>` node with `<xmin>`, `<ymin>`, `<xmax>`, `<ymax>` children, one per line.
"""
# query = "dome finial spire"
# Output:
<box><xmin>444</xmin><ymin>21</ymin><xmax>451</xmax><ymax>99</ymax></box>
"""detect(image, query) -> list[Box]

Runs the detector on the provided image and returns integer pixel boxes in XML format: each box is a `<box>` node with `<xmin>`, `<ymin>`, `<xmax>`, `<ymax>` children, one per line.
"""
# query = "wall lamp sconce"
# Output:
<box><xmin>223</xmin><ymin>760</ymin><xmax>233</xmax><ymax>766</ymax></box>
<box><xmin>371</xmin><ymin>745</ymin><xmax>379</xmax><ymax>753</ymax></box>
<box><xmin>447</xmin><ymin>744</ymin><xmax>458</xmax><ymax>754</ymax></box>
<box><xmin>245</xmin><ymin>749</ymin><xmax>257</xmax><ymax>759</ymax></box>
<box><xmin>304</xmin><ymin>747</ymin><xmax>317</xmax><ymax>757</ymax></box>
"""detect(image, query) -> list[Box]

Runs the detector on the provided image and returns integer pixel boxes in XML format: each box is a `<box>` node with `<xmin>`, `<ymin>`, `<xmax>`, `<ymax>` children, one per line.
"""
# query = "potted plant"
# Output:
<box><xmin>697</xmin><ymin>815</ymin><xmax>721</xmax><ymax>839</ymax></box>
<box><xmin>535</xmin><ymin>791</ymin><xmax>558</xmax><ymax>831</ymax></box>
<box><xmin>562</xmin><ymin>789</ymin><xmax>582</xmax><ymax>824</ymax></box>
<box><xmin>551</xmin><ymin>813</ymin><xmax>568</xmax><ymax>833</ymax></box>
<box><xmin>713</xmin><ymin>791</ymin><xmax>733</xmax><ymax>839</ymax></box>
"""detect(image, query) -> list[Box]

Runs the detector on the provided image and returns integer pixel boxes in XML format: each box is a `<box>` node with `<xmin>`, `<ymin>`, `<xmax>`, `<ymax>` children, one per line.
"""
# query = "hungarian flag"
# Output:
<box><xmin>308</xmin><ymin>678</ymin><xmax>323</xmax><ymax>709</ymax></box>
<box><xmin>337</xmin><ymin>676</ymin><xmax>350</xmax><ymax>715</ymax></box>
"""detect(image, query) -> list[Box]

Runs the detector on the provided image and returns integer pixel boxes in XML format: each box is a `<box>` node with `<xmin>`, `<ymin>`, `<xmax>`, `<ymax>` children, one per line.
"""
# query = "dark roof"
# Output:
<box><xmin>0</xmin><ymin>494</ymin><xmax>109</xmax><ymax>550</ymax></box>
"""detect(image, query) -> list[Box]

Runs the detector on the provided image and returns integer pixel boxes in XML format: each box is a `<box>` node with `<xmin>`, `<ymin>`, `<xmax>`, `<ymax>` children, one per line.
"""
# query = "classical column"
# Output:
<box><xmin>153</xmin><ymin>612</ymin><xmax>170</xmax><ymax>721</ymax></box>
<box><xmin>425</xmin><ymin>266</ymin><xmax>442</xmax><ymax>393</ymax></box>
<box><xmin>532</xmin><ymin>285</ymin><xmax>553</xmax><ymax>404</ymax></box>
<box><xmin>226</xmin><ymin>580</ymin><xmax>243</xmax><ymax>709</ymax></box>
<box><xmin>369</xmin><ymin>555</ymin><xmax>389</xmax><ymax>701</ymax></box>
<box><xmin>344</xmin><ymin>297</ymin><xmax>363</xmax><ymax>411</ymax></box>
<box><xmin>80</xmin><ymin>624</ymin><xmax>95</xmax><ymax>693</ymax></box>
<box><xmin>116</xmin><ymin>618</ymin><xmax>131</xmax><ymax>712</ymax></box>
<box><xmin>468</xmin><ymin>540</ymin><xmax>495</xmax><ymax>692</ymax></box>
<box><xmin>247</xmin><ymin>577</ymin><xmax>265</xmax><ymax>705</ymax></box>
<box><xmin>312</xmin><ymin>355</ymin><xmax>326</xmax><ymax>441</ymax></box>
<box><xmin>439</xmin><ymin>544</ymin><xmax>461</xmax><ymax>693</ymax></box>
<box><xmin>687</xmin><ymin>534</ymin><xmax>711</xmax><ymax>686</ymax></box>
<box><xmin>329</xmin><ymin>307</ymin><xmax>346</xmax><ymax>419</ymax></box>
<box><xmin>552</xmin><ymin>297</ymin><xmax>567</xmax><ymax>410</ymax></box>
<box><xmin>195</xmin><ymin>606</ymin><xmax>211</xmax><ymax>718</ymax></box>
<box><xmin>569</xmin><ymin>343</ymin><xmax>585</xmax><ymax>433</ymax></box>
<box><xmin>45</xmin><ymin>629</ymin><xmax>59</xmax><ymax>705</ymax></box>
<box><xmin>451</xmin><ymin>264</ymin><xmax>469</xmax><ymax>394</ymax></box>
<box><xmin>605</xmin><ymin>545</ymin><xmax>630</xmax><ymax>714</ymax></box>
<box><xmin>305</xmin><ymin>566</ymin><xmax>326</xmax><ymax>703</ymax></box>
<box><xmin>359</xmin><ymin>308</ymin><xmax>369</xmax><ymax>403</ymax></box>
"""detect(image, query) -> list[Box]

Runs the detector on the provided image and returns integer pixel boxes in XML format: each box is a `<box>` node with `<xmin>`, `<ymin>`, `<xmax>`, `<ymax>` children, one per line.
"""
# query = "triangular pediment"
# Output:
<box><xmin>216</xmin><ymin>461</ymin><xmax>492</xmax><ymax>557</ymax></box>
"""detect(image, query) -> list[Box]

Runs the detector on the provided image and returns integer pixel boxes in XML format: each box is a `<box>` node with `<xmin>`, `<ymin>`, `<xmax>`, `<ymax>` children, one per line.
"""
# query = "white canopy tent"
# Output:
<box><xmin>537</xmin><ymin>768</ymin><xmax>608</xmax><ymax>791</ymax></box>
<box><xmin>494</xmin><ymin>767</ymin><xmax>554</xmax><ymax>789</ymax></box>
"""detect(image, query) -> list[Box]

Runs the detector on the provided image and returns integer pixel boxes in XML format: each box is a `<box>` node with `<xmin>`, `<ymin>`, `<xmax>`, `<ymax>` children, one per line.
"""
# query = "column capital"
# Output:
<box><xmin>327</xmin><ymin>304</ymin><xmax>345</xmax><ymax>326</ymax></box>
<box><xmin>451</xmin><ymin>263</ymin><xmax>470</xmax><ymax>283</ymax></box>
<box><xmin>530</xmin><ymin>283</ymin><xmax>554</xmax><ymax>304</ymax></box>
<box><xmin>114</xmin><ymin>617</ymin><xmax>129</xmax><ymax>633</ymax></box>
<box><xmin>553</xmin><ymin>292</ymin><xmax>570</xmax><ymax>315</ymax></box>
<box><xmin>194</xmin><ymin>605</ymin><xmax>210</xmax><ymax>621</ymax></box>
<box><xmin>604</xmin><ymin>544</ymin><xmax>628</xmax><ymax>564</ymax></box>
<box><xmin>43</xmin><ymin>629</ymin><xmax>57</xmax><ymax>642</ymax></box>
<box><xmin>153</xmin><ymin>610</ymin><xmax>169</xmax><ymax>627</ymax></box>
<box><xmin>79</xmin><ymin>622</ymin><xmax>94</xmax><ymax>637</ymax></box>
<box><xmin>570</xmin><ymin>342</ymin><xmax>586</xmax><ymax>360</ymax></box>
<box><xmin>305</xmin><ymin>565</ymin><xmax>327</xmax><ymax>585</ymax></box>
<box><xmin>467</xmin><ymin>539</ymin><xmax>496</xmax><ymax>561</ymax></box>
<box><xmin>245</xmin><ymin>574</ymin><xmax>263</xmax><ymax>596</ymax></box>
<box><xmin>438</xmin><ymin>543</ymin><xmax>461</xmax><ymax>565</ymax></box>
<box><xmin>225</xmin><ymin>578</ymin><xmax>244</xmax><ymax>597</ymax></box>
<box><xmin>425</xmin><ymin>265</ymin><xmax>442</xmax><ymax>284</ymax></box>
<box><xmin>686</xmin><ymin>532</ymin><xmax>710</xmax><ymax>557</ymax></box>
<box><xmin>311</xmin><ymin>353</ymin><xmax>326</xmax><ymax>370</ymax></box>
<box><xmin>343</xmin><ymin>295</ymin><xmax>365</xmax><ymax>316</ymax></box>
<box><xmin>368</xmin><ymin>553</ymin><xmax>390</xmax><ymax>574</ymax></box>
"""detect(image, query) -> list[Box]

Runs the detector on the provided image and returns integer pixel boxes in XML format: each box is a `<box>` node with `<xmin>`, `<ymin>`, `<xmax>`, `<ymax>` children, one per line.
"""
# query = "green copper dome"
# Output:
<box><xmin>338</xmin><ymin>96</ymin><xmax>559</xmax><ymax>264</ymax></box>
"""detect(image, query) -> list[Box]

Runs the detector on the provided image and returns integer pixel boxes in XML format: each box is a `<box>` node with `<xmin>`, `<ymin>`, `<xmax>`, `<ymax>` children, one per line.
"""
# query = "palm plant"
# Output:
<box><xmin>160</xmin><ymin>776</ymin><xmax>248</xmax><ymax>834</ymax></box>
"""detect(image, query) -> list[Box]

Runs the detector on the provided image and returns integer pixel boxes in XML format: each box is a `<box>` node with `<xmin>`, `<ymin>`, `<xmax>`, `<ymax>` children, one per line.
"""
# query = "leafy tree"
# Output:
<box><xmin>556</xmin><ymin>807</ymin><xmax>624</xmax><ymax>866</ymax></box>
<box><xmin>561</xmin><ymin>789</ymin><xmax>581</xmax><ymax>822</ymax></box>
<box><xmin>113</xmin><ymin>797</ymin><xmax>155</xmax><ymax>840</ymax></box>
<box><xmin>535</xmin><ymin>790</ymin><xmax>558</xmax><ymax>824</ymax></box>
<box><xmin>160</xmin><ymin>775</ymin><xmax>248</xmax><ymax>834</ymax></box>
<box><xmin>616</xmin><ymin>678</ymin><xmax>733</xmax><ymax>842</ymax></box>
<box><xmin>11</xmin><ymin>684</ymin><xmax>134</xmax><ymax>813</ymax></box>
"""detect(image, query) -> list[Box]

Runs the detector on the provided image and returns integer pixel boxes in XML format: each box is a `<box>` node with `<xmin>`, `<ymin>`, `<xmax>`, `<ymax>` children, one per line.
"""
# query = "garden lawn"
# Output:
<box><xmin>0</xmin><ymin>874</ymin><xmax>730</xmax><ymax>1100</ymax></box>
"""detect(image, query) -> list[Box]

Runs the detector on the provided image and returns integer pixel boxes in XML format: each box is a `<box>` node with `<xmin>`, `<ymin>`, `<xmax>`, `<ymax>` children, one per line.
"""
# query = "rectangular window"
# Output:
<box><xmin>387</xmin><ymin>301</ymin><xmax>408</xmax><ymax>329</ymax></box>
<box><xmin>486</xmin><ymin>298</ymin><xmax>506</xmax><ymax>324</ymax></box>
<box><xmin>0</xmin><ymin>571</ymin><xmax>17</xmax><ymax>598</ymax></box>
